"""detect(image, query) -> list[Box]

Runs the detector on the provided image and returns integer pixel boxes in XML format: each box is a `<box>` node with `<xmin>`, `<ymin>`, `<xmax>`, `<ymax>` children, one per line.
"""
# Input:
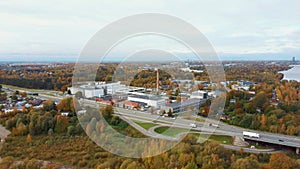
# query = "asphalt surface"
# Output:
<box><xmin>4</xmin><ymin>86</ymin><xmax>300</xmax><ymax>150</ymax></box>
<box><xmin>81</xmin><ymin>100</ymin><xmax>300</xmax><ymax>150</ymax></box>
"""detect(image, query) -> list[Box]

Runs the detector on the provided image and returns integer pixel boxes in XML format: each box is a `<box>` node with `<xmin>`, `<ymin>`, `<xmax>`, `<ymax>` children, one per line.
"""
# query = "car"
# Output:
<box><xmin>209</xmin><ymin>123</ymin><xmax>220</xmax><ymax>128</ymax></box>
<box><xmin>278</xmin><ymin>139</ymin><xmax>284</xmax><ymax>142</ymax></box>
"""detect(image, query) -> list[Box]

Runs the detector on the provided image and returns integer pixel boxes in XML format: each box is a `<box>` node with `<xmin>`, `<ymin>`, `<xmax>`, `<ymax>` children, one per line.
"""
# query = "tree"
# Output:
<box><xmin>0</xmin><ymin>157</ymin><xmax>14</xmax><ymax>169</ymax></box>
<box><xmin>286</xmin><ymin>125</ymin><xmax>296</xmax><ymax>135</ymax></box>
<box><xmin>252</xmin><ymin>91</ymin><xmax>268</xmax><ymax>108</ymax></box>
<box><xmin>48</xmin><ymin>128</ymin><xmax>54</xmax><ymax>136</ymax></box>
<box><xmin>167</xmin><ymin>109</ymin><xmax>173</xmax><ymax>117</ymax></box>
<box><xmin>29</xmin><ymin>112</ymin><xmax>41</xmax><ymax>135</ymax></box>
<box><xmin>100</xmin><ymin>105</ymin><xmax>113</xmax><ymax>119</ymax></box>
<box><xmin>57</xmin><ymin>97</ymin><xmax>75</xmax><ymax>113</ymax></box>
<box><xmin>261</xmin><ymin>114</ymin><xmax>267</xmax><ymax>129</ymax></box>
<box><xmin>43</xmin><ymin>100</ymin><xmax>56</xmax><ymax>111</ymax></box>
<box><xmin>269</xmin><ymin>153</ymin><xmax>297</xmax><ymax>169</ymax></box>
<box><xmin>176</xmin><ymin>96</ymin><xmax>181</xmax><ymax>102</ymax></box>
<box><xmin>55</xmin><ymin>115</ymin><xmax>69</xmax><ymax>133</ymax></box>
<box><xmin>67</xmin><ymin>125</ymin><xmax>76</xmax><ymax>136</ymax></box>
<box><xmin>235</xmin><ymin>108</ymin><xmax>243</xmax><ymax>116</ymax></box>
<box><xmin>19</xmin><ymin>92</ymin><xmax>27</xmax><ymax>97</ymax></box>
<box><xmin>75</xmin><ymin>91</ymin><xmax>83</xmax><ymax>98</ymax></box>
<box><xmin>15</xmin><ymin>122</ymin><xmax>27</xmax><ymax>136</ymax></box>
<box><xmin>26</xmin><ymin>134</ymin><xmax>32</xmax><ymax>143</ymax></box>
<box><xmin>231</xmin><ymin>156</ymin><xmax>260</xmax><ymax>169</ymax></box>
<box><xmin>174</xmin><ymin>89</ymin><xmax>179</xmax><ymax>96</ymax></box>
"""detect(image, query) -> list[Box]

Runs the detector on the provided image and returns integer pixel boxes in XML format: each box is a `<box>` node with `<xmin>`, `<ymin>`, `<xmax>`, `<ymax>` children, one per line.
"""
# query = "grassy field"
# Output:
<box><xmin>154</xmin><ymin>126</ymin><xmax>190</xmax><ymax>137</ymax></box>
<box><xmin>1</xmin><ymin>84</ymin><xmax>61</xmax><ymax>95</ymax></box>
<box><xmin>134</xmin><ymin>121</ymin><xmax>158</xmax><ymax>130</ymax></box>
<box><xmin>192</xmin><ymin>133</ymin><xmax>233</xmax><ymax>145</ymax></box>
<box><xmin>152</xmin><ymin>126</ymin><xmax>233</xmax><ymax>145</ymax></box>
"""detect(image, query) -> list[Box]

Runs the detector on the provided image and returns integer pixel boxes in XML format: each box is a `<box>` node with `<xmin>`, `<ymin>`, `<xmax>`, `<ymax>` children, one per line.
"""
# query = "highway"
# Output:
<box><xmin>80</xmin><ymin>99</ymin><xmax>300</xmax><ymax>153</ymax></box>
<box><xmin>3</xmin><ymin>86</ymin><xmax>300</xmax><ymax>154</ymax></box>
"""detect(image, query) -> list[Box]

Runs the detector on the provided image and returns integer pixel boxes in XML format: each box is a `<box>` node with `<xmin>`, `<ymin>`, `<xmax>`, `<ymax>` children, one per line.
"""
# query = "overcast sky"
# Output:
<box><xmin>0</xmin><ymin>0</ymin><xmax>299</xmax><ymax>61</ymax></box>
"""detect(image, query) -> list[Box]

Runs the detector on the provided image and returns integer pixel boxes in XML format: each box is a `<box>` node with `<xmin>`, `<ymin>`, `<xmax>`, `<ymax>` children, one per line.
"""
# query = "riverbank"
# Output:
<box><xmin>279</xmin><ymin>65</ymin><xmax>300</xmax><ymax>82</ymax></box>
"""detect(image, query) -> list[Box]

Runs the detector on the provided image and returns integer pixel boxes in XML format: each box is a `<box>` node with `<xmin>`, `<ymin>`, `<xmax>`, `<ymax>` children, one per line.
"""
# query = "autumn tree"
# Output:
<box><xmin>55</xmin><ymin>115</ymin><xmax>69</xmax><ymax>133</ymax></box>
<box><xmin>26</xmin><ymin>133</ymin><xmax>32</xmax><ymax>143</ymax></box>
<box><xmin>43</xmin><ymin>100</ymin><xmax>56</xmax><ymax>111</ymax></box>
<box><xmin>269</xmin><ymin>153</ymin><xmax>298</xmax><ymax>169</ymax></box>
<box><xmin>231</xmin><ymin>155</ymin><xmax>260</xmax><ymax>169</ymax></box>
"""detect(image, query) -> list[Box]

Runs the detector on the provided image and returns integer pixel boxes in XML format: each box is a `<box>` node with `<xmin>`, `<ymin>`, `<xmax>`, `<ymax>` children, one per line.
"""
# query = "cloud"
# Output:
<box><xmin>0</xmin><ymin>0</ymin><xmax>299</xmax><ymax>61</ymax></box>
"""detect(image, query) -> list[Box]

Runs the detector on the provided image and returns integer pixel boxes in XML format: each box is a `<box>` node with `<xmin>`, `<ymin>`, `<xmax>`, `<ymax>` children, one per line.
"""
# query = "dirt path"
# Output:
<box><xmin>0</xmin><ymin>125</ymin><xmax>10</xmax><ymax>141</ymax></box>
<box><xmin>0</xmin><ymin>125</ymin><xmax>11</xmax><ymax>161</ymax></box>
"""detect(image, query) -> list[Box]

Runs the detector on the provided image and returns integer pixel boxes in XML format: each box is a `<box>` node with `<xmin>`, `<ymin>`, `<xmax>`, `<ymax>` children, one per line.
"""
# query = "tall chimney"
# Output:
<box><xmin>156</xmin><ymin>68</ymin><xmax>159</xmax><ymax>92</ymax></box>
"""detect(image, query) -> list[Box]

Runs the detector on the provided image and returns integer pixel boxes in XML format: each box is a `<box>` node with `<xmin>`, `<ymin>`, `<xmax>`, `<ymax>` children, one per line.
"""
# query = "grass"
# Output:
<box><xmin>134</xmin><ymin>121</ymin><xmax>158</xmax><ymax>130</ymax></box>
<box><xmin>183</xmin><ymin>117</ymin><xmax>205</xmax><ymax>122</ymax></box>
<box><xmin>154</xmin><ymin>126</ymin><xmax>190</xmax><ymax>137</ymax></box>
<box><xmin>1</xmin><ymin>84</ymin><xmax>61</xmax><ymax>94</ymax></box>
<box><xmin>209</xmin><ymin>135</ymin><xmax>233</xmax><ymax>144</ymax></box>
<box><xmin>246</xmin><ymin>144</ymin><xmax>269</xmax><ymax>149</ymax></box>
<box><xmin>192</xmin><ymin>133</ymin><xmax>233</xmax><ymax>145</ymax></box>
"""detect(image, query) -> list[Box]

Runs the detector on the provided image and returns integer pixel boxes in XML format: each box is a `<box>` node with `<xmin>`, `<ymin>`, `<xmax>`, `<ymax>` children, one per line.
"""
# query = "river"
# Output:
<box><xmin>279</xmin><ymin>65</ymin><xmax>300</xmax><ymax>82</ymax></box>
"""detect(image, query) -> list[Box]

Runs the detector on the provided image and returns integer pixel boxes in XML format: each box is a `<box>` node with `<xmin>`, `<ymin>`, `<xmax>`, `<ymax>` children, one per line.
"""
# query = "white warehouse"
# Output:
<box><xmin>128</xmin><ymin>94</ymin><xmax>165</xmax><ymax>107</ymax></box>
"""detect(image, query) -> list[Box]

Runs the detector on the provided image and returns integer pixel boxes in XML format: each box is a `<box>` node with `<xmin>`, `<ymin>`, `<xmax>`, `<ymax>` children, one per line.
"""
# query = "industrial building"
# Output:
<box><xmin>127</xmin><ymin>94</ymin><xmax>165</xmax><ymax>107</ymax></box>
<box><xmin>160</xmin><ymin>98</ymin><xmax>203</xmax><ymax>113</ymax></box>
<box><xmin>190</xmin><ymin>90</ymin><xmax>208</xmax><ymax>99</ymax></box>
<box><xmin>67</xmin><ymin>82</ymin><xmax>140</xmax><ymax>98</ymax></box>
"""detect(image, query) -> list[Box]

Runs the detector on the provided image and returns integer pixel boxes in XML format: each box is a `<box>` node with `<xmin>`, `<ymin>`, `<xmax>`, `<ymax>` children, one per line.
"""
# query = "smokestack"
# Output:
<box><xmin>156</xmin><ymin>68</ymin><xmax>159</xmax><ymax>92</ymax></box>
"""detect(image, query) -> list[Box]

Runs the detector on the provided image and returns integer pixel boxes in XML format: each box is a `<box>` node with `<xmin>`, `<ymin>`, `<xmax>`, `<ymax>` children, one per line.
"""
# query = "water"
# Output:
<box><xmin>279</xmin><ymin>65</ymin><xmax>300</xmax><ymax>82</ymax></box>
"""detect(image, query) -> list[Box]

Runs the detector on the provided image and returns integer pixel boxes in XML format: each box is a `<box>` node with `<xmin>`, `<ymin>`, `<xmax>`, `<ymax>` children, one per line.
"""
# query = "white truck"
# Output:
<box><xmin>243</xmin><ymin>131</ymin><xmax>260</xmax><ymax>138</ymax></box>
<box><xmin>189</xmin><ymin>123</ymin><xmax>197</xmax><ymax>128</ymax></box>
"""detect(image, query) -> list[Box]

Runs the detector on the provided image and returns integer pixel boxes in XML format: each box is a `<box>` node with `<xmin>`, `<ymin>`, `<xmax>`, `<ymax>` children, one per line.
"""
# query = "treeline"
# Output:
<box><xmin>225</xmin><ymin>64</ymin><xmax>290</xmax><ymax>82</ymax></box>
<box><xmin>0</xmin><ymin>77</ymin><xmax>70</xmax><ymax>91</ymax></box>
<box><xmin>224</xmin><ymin>83</ymin><xmax>300</xmax><ymax>136</ymax></box>
<box><xmin>0</xmin><ymin>63</ymin><xmax>117</xmax><ymax>92</ymax></box>
<box><xmin>130</xmin><ymin>69</ymin><xmax>172</xmax><ymax>88</ymax></box>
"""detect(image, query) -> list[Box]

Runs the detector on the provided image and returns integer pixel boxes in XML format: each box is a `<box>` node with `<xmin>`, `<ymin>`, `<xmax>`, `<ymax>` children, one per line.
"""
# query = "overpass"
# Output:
<box><xmin>80</xmin><ymin>99</ymin><xmax>300</xmax><ymax>154</ymax></box>
<box><xmin>243</xmin><ymin>135</ymin><xmax>300</xmax><ymax>154</ymax></box>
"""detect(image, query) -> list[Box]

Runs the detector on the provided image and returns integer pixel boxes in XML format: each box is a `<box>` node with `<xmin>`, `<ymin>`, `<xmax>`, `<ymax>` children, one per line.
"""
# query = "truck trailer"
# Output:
<box><xmin>243</xmin><ymin>131</ymin><xmax>260</xmax><ymax>138</ymax></box>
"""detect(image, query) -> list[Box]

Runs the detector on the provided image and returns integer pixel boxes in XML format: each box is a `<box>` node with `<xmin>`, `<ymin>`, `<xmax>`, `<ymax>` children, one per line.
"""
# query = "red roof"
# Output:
<box><xmin>123</xmin><ymin>101</ymin><xmax>139</xmax><ymax>107</ymax></box>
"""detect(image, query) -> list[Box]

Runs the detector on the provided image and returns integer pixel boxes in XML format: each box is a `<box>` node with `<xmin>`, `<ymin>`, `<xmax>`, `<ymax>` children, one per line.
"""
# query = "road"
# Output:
<box><xmin>120</xmin><ymin>115</ymin><xmax>278</xmax><ymax>154</ymax></box>
<box><xmin>4</xmin><ymin>86</ymin><xmax>300</xmax><ymax>152</ymax></box>
<box><xmin>80</xmin><ymin>99</ymin><xmax>300</xmax><ymax>151</ymax></box>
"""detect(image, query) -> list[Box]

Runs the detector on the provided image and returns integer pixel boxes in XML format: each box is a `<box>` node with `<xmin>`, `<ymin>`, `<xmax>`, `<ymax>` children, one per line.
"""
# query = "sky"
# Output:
<box><xmin>0</xmin><ymin>0</ymin><xmax>299</xmax><ymax>62</ymax></box>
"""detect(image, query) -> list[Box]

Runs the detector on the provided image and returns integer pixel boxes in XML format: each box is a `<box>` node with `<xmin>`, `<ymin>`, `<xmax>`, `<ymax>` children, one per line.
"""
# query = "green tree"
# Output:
<box><xmin>43</xmin><ymin>100</ymin><xmax>56</xmax><ymax>111</ymax></box>
<box><xmin>167</xmin><ymin>109</ymin><xmax>173</xmax><ymax>117</ymax></box>
<box><xmin>67</xmin><ymin>125</ymin><xmax>76</xmax><ymax>136</ymax></box>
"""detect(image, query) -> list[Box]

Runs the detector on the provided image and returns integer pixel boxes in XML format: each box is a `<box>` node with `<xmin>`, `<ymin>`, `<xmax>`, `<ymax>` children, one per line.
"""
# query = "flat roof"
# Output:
<box><xmin>128</xmin><ymin>94</ymin><xmax>164</xmax><ymax>101</ymax></box>
<box><xmin>163</xmin><ymin>98</ymin><xmax>201</xmax><ymax>108</ymax></box>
